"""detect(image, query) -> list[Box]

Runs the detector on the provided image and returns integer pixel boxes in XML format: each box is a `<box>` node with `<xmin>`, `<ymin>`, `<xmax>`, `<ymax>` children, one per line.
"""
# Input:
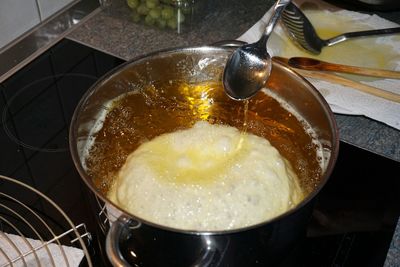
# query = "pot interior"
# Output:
<box><xmin>69</xmin><ymin>46</ymin><xmax>338</xmax><ymax>230</ymax></box>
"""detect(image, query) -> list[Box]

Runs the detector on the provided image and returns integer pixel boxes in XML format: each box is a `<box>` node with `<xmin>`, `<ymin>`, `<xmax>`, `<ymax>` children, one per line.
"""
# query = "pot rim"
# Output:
<box><xmin>69</xmin><ymin>45</ymin><xmax>340</xmax><ymax>235</ymax></box>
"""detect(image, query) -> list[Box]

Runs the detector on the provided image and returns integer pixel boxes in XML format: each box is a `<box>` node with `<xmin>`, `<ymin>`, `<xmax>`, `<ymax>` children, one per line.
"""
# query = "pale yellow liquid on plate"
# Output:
<box><xmin>272</xmin><ymin>9</ymin><xmax>400</xmax><ymax>81</ymax></box>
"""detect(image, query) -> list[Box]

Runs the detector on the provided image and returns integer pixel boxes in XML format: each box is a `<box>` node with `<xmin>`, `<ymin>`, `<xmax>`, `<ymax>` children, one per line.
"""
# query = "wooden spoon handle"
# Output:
<box><xmin>287</xmin><ymin>57</ymin><xmax>400</xmax><ymax>79</ymax></box>
<box><xmin>318</xmin><ymin>62</ymin><xmax>400</xmax><ymax>79</ymax></box>
<box><xmin>295</xmin><ymin>69</ymin><xmax>400</xmax><ymax>103</ymax></box>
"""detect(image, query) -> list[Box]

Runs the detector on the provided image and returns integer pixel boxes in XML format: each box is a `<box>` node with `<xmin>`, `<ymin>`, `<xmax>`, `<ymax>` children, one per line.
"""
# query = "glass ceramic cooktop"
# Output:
<box><xmin>0</xmin><ymin>39</ymin><xmax>399</xmax><ymax>267</ymax></box>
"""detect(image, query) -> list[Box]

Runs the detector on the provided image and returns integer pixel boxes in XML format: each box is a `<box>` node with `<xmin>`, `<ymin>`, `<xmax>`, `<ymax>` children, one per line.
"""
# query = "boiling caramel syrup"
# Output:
<box><xmin>85</xmin><ymin>80</ymin><xmax>322</xmax><ymax>195</ymax></box>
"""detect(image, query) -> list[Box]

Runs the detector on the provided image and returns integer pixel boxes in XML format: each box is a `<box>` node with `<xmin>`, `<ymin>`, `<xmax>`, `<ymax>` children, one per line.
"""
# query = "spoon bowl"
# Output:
<box><xmin>223</xmin><ymin>44</ymin><xmax>273</xmax><ymax>100</ymax></box>
<box><xmin>223</xmin><ymin>0</ymin><xmax>291</xmax><ymax>100</ymax></box>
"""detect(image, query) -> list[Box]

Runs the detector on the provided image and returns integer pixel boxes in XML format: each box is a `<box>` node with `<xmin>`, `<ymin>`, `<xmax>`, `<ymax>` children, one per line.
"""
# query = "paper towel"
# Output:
<box><xmin>0</xmin><ymin>232</ymin><xmax>84</xmax><ymax>267</ymax></box>
<box><xmin>238</xmin><ymin>0</ymin><xmax>400</xmax><ymax>130</ymax></box>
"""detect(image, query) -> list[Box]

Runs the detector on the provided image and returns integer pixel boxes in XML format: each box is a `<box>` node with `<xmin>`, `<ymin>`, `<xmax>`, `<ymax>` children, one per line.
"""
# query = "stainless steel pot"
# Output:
<box><xmin>69</xmin><ymin>45</ymin><xmax>339</xmax><ymax>266</ymax></box>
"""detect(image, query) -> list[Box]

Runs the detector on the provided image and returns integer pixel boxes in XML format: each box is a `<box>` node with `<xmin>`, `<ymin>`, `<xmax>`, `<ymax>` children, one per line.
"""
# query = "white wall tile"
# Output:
<box><xmin>0</xmin><ymin>0</ymin><xmax>41</xmax><ymax>50</ymax></box>
<box><xmin>36</xmin><ymin>0</ymin><xmax>76</xmax><ymax>20</ymax></box>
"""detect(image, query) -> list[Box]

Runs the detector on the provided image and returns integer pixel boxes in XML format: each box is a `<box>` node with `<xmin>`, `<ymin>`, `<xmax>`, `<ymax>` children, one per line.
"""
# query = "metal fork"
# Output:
<box><xmin>281</xmin><ymin>2</ymin><xmax>400</xmax><ymax>54</ymax></box>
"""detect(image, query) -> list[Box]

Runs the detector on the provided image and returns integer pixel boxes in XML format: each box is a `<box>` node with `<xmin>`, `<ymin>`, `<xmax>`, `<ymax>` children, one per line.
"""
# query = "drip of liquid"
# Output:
<box><xmin>235</xmin><ymin>99</ymin><xmax>249</xmax><ymax>151</ymax></box>
<box><xmin>243</xmin><ymin>99</ymin><xmax>249</xmax><ymax>132</ymax></box>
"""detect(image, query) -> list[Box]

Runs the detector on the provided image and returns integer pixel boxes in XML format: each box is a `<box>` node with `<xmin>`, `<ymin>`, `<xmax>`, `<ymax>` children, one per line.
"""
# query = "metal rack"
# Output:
<box><xmin>0</xmin><ymin>175</ymin><xmax>93</xmax><ymax>267</ymax></box>
<box><xmin>95</xmin><ymin>196</ymin><xmax>122</xmax><ymax>235</ymax></box>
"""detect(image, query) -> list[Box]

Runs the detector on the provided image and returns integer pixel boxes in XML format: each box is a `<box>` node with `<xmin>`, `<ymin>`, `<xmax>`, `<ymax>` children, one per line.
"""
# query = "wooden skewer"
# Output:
<box><xmin>295</xmin><ymin>68</ymin><xmax>400</xmax><ymax>103</ymax></box>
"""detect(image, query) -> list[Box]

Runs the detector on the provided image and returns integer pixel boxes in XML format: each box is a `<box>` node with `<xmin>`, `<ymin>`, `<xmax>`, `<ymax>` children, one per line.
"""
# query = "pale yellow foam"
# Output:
<box><xmin>108</xmin><ymin>121</ymin><xmax>304</xmax><ymax>231</ymax></box>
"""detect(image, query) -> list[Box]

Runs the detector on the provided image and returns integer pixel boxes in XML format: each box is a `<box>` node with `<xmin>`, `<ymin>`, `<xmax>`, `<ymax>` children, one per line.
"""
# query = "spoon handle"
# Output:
<box><xmin>290</xmin><ymin>57</ymin><xmax>400</xmax><ymax>79</ymax></box>
<box><xmin>326</xmin><ymin>27</ymin><xmax>400</xmax><ymax>47</ymax></box>
<box><xmin>257</xmin><ymin>0</ymin><xmax>292</xmax><ymax>49</ymax></box>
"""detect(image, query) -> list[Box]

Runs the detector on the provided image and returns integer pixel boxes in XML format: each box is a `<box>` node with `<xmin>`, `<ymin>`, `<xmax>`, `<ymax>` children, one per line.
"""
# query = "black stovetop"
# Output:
<box><xmin>1</xmin><ymin>39</ymin><xmax>399</xmax><ymax>267</ymax></box>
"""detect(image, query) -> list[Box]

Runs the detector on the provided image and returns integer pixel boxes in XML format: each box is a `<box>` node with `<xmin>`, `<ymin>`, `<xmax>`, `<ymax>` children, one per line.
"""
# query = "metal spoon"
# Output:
<box><xmin>281</xmin><ymin>2</ymin><xmax>400</xmax><ymax>55</ymax></box>
<box><xmin>223</xmin><ymin>0</ymin><xmax>291</xmax><ymax>100</ymax></box>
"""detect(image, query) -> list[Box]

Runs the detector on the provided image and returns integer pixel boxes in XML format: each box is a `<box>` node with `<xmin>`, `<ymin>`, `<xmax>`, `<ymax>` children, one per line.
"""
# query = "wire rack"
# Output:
<box><xmin>0</xmin><ymin>175</ymin><xmax>93</xmax><ymax>267</ymax></box>
<box><xmin>95</xmin><ymin>196</ymin><xmax>121</xmax><ymax>235</ymax></box>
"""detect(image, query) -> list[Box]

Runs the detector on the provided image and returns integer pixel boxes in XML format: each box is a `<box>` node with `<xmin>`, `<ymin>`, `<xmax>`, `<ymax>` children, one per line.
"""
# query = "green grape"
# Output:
<box><xmin>161</xmin><ymin>6</ymin><xmax>174</xmax><ymax>20</ymax></box>
<box><xmin>137</xmin><ymin>3</ymin><xmax>149</xmax><ymax>15</ymax></box>
<box><xmin>144</xmin><ymin>14</ymin><xmax>156</xmax><ymax>25</ymax></box>
<box><xmin>149</xmin><ymin>8</ymin><xmax>161</xmax><ymax>19</ymax></box>
<box><xmin>127</xmin><ymin>0</ymin><xmax>139</xmax><ymax>9</ymax></box>
<box><xmin>131</xmin><ymin>11</ymin><xmax>142</xmax><ymax>23</ymax></box>
<box><xmin>167</xmin><ymin>18</ymin><xmax>177</xmax><ymax>29</ymax></box>
<box><xmin>146</xmin><ymin>0</ymin><xmax>159</xmax><ymax>9</ymax></box>
<box><xmin>156</xmin><ymin>19</ymin><xmax>167</xmax><ymax>29</ymax></box>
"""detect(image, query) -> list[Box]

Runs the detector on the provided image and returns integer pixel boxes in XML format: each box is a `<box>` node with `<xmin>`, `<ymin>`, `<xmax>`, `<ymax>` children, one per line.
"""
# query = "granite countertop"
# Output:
<box><xmin>67</xmin><ymin>0</ymin><xmax>399</xmax><ymax>265</ymax></box>
<box><xmin>68</xmin><ymin>0</ymin><xmax>400</xmax><ymax>163</ymax></box>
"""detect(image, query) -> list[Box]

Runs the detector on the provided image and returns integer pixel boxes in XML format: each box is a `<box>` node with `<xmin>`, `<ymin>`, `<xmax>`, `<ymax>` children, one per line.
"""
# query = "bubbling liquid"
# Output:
<box><xmin>108</xmin><ymin>121</ymin><xmax>304</xmax><ymax>230</ymax></box>
<box><xmin>84</xmin><ymin>80</ymin><xmax>323</xmax><ymax>211</ymax></box>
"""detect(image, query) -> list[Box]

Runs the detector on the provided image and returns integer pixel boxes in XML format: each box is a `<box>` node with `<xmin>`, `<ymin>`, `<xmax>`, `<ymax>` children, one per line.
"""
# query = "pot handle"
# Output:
<box><xmin>106</xmin><ymin>216</ymin><xmax>227</xmax><ymax>266</ymax></box>
<box><xmin>106</xmin><ymin>215</ymin><xmax>141</xmax><ymax>267</ymax></box>
<box><xmin>190</xmin><ymin>236</ymin><xmax>228</xmax><ymax>267</ymax></box>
